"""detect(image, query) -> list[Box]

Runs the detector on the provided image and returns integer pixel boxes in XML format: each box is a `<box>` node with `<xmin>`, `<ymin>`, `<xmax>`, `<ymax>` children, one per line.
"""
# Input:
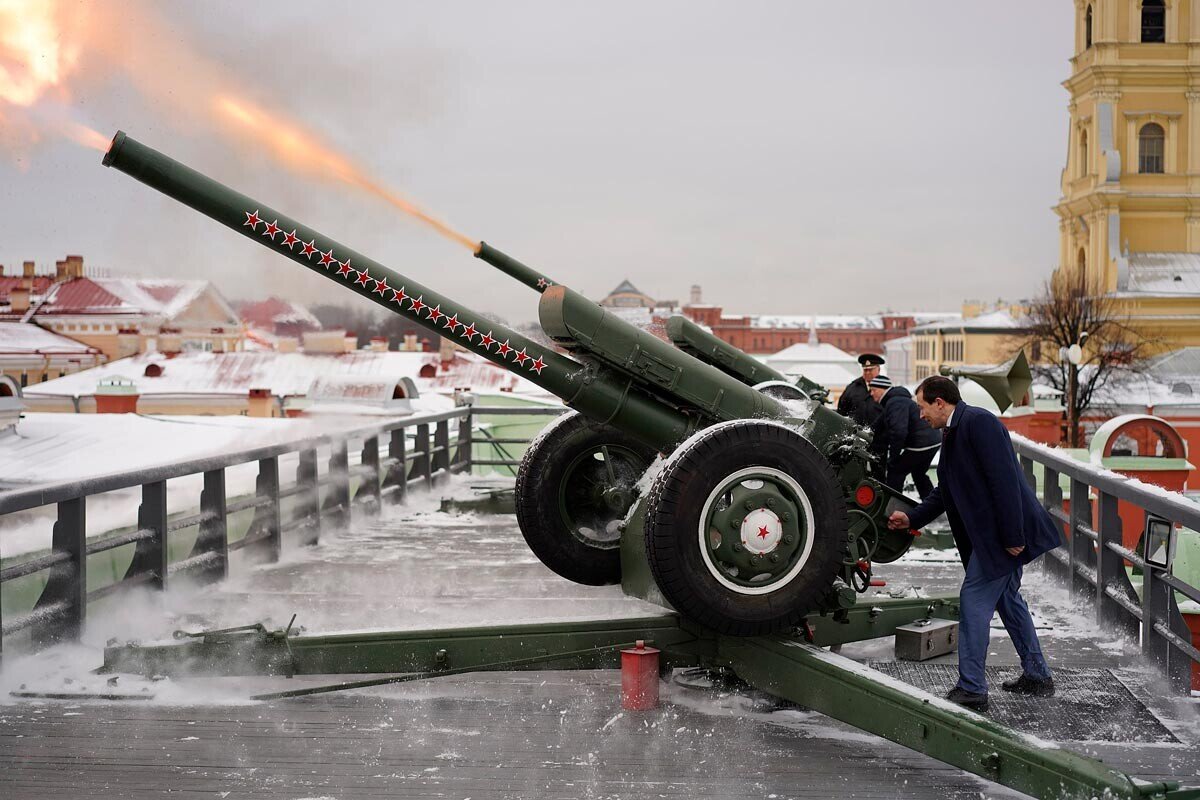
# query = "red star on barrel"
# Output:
<box><xmin>409</xmin><ymin>296</ymin><xmax>426</xmax><ymax>314</ymax></box>
<box><xmin>354</xmin><ymin>269</ymin><xmax>371</xmax><ymax>287</ymax></box>
<box><xmin>757</xmin><ymin>525</ymin><xmax>770</xmax><ymax>540</ymax></box>
<box><xmin>319</xmin><ymin>250</ymin><xmax>336</xmax><ymax>268</ymax></box>
<box><xmin>536</xmin><ymin>277</ymin><xmax>550</xmax><ymax>289</ymax></box>
<box><xmin>391</xmin><ymin>286</ymin><xmax>408</xmax><ymax>305</ymax></box>
<box><xmin>426</xmin><ymin>305</ymin><xmax>444</xmax><ymax>324</ymax></box>
<box><xmin>513</xmin><ymin>348</ymin><xmax>530</xmax><ymax>366</ymax></box>
<box><xmin>460</xmin><ymin>323</ymin><xmax>477</xmax><ymax>341</ymax></box>
<box><xmin>336</xmin><ymin>260</ymin><xmax>352</xmax><ymax>277</ymax></box>
<box><xmin>300</xmin><ymin>239</ymin><xmax>317</xmax><ymax>258</ymax></box>
<box><xmin>262</xmin><ymin>220</ymin><xmax>281</xmax><ymax>239</ymax></box>
<box><xmin>282</xmin><ymin>230</ymin><xmax>299</xmax><ymax>249</ymax></box>
<box><xmin>244</xmin><ymin>210</ymin><xmax>261</xmax><ymax>229</ymax></box>
<box><xmin>443</xmin><ymin>313</ymin><xmax>460</xmax><ymax>332</ymax></box>
<box><xmin>372</xmin><ymin>276</ymin><xmax>390</xmax><ymax>296</ymax></box>
<box><xmin>479</xmin><ymin>331</ymin><xmax>495</xmax><ymax>350</ymax></box>
<box><xmin>495</xmin><ymin>339</ymin><xmax>512</xmax><ymax>357</ymax></box>
<box><xmin>530</xmin><ymin>356</ymin><xmax>547</xmax><ymax>374</ymax></box>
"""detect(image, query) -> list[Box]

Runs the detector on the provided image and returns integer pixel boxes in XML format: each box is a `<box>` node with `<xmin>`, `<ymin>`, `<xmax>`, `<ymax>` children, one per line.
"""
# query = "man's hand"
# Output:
<box><xmin>887</xmin><ymin>511</ymin><xmax>910</xmax><ymax>531</ymax></box>
<box><xmin>1006</xmin><ymin>545</ymin><xmax>1025</xmax><ymax>556</ymax></box>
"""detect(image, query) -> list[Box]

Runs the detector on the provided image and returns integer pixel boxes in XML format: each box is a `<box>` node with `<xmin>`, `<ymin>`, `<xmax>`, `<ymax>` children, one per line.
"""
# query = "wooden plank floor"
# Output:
<box><xmin>1</xmin><ymin>481</ymin><xmax>1197</xmax><ymax>799</ymax></box>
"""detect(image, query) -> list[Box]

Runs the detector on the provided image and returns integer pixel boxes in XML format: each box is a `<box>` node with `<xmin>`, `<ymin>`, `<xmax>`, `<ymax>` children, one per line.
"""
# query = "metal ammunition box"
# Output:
<box><xmin>895</xmin><ymin>618</ymin><xmax>958</xmax><ymax>661</ymax></box>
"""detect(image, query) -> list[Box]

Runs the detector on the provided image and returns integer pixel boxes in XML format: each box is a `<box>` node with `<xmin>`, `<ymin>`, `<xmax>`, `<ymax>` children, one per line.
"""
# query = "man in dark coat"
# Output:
<box><xmin>867</xmin><ymin>375</ymin><xmax>940</xmax><ymax>499</ymax></box>
<box><xmin>837</xmin><ymin>353</ymin><xmax>885</xmax><ymax>428</ymax></box>
<box><xmin>887</xmin><ymin>376</ymin><xmax>1060</xmax><ymax>712</ymax></box>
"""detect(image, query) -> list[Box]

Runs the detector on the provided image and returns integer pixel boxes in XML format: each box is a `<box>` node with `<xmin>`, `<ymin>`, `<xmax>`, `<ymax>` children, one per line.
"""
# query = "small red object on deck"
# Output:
<box><xmin>620</xmin><ymin>640</ymin><xmax>660</xmax><ymax>710</ymax></box>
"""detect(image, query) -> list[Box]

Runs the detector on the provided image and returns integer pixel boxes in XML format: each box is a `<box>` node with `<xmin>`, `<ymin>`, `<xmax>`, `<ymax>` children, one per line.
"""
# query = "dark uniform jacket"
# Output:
<box><xmin>907</xmin><ymin>403</ymin><xmax>1061</xmax><ymax>580</ymax></box>
<box><xmin>837</xmin><ymin>377</ymin><xmax>881</xmax><ymax>428</ymax></box>
<box><xmin>876</xmin><ymin>386</ymin><xmax>940</xmax><ymax>469</ymax></box>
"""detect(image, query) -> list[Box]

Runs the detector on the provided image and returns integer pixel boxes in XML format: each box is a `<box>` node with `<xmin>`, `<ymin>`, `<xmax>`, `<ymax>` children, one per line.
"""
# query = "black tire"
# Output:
<box><xmin>644</xmin><ymin>420</ymin><xmax>848</xmax><ymax>635</ymax></box>
<box><xmin>515</xmin><ymin>412</ymin><xmax>656</xmax><ymax>586</ymax></box>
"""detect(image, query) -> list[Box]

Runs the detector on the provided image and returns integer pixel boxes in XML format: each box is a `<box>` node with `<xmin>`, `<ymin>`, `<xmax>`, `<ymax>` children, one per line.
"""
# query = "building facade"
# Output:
<box><xmin>1057</xmin><ymin>0</ymin><xmax>1200</xmax><ymax>346</ymax></box>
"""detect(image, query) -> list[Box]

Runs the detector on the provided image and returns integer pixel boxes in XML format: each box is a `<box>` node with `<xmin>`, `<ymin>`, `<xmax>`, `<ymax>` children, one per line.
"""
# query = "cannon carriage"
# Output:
<box><xmin>103</xmin><ymin>130</ymin><xmax>915</xmax><ymax>636</ymax></box>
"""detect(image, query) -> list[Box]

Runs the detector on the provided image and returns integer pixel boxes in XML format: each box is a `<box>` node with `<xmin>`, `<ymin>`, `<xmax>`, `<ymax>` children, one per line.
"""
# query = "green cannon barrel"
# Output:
<box><xmin>101</xmin><ymin>131</ymin><xmax>692</xmax><ymax>451</ymax></box>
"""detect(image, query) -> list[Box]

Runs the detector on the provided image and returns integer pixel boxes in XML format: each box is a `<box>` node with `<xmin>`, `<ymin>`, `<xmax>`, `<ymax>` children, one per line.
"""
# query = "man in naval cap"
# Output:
<box><xmin>837</xmin><ymin>353</ymin><xmax>885</xmax><ymax>429</ymax></box>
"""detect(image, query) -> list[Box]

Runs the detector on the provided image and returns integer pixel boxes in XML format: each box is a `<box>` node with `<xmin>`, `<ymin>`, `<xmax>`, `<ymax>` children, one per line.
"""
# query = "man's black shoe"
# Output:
<box><xmin>945</xmin><ymin>686</ymin><xmax>989</xmax><ymax>712</ymax></box>
<box><xmin>1001</xmin><ymin>674</ymin><xmax>1055</xmax><ymax>697</ymax></box>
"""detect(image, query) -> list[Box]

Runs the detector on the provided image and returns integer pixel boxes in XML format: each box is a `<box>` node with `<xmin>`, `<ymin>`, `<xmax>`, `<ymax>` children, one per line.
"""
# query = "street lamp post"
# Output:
<box><xmin>1058</xmin><ymin>332</ymin><xmax>1088</xmax><ymax>447</ymax></box>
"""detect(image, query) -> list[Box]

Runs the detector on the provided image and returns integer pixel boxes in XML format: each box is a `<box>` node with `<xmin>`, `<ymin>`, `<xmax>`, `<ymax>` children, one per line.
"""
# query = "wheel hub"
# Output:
<box><xmin>740</xmin><ymin>507</ymin><xmax>782</xmax><ymax>555</ymax></box>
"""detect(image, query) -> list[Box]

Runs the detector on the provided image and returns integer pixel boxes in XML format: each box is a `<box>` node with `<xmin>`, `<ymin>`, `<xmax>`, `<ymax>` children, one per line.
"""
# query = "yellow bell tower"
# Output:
<box><xmin>1056</xmin><ymin>0</ymin><xmax>1200</xmax><ymax>346</ymax></box>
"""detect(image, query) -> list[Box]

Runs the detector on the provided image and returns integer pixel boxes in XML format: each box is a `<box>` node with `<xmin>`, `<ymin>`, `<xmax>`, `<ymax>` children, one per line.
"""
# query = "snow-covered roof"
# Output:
<box><xmin>750</xmin><ymin>314</ymin><xmax>882</xmax><ymax>330</ymax></box>
<box><xmin>24</xmin><ymin>349</ymin><xmax>545</xmax><ymax>399</ymax></box>
<box><xmin>1147</xmin><ymin>346</ymin><xmax>1200</xmax><ymax>379</ymax></box>
<box><xmin>776</xmin><ymin>362</ymin><xmax>860</xmax><ymax>389</ymax></box>
<box><xmin>32</xmin><ymin>276</ymin><xmax>226</xmax><ymax>321</ymax></box>
<box><xmin>764</xmin><ymin>340</ymin><xmax>859</xmax><ymax>366</ymax></box>
<box><xmin>1123</xmin><ymin>252</ymin><xmax>1200</xmax><ymax>296</ymax></box>
<box><xmin>910</xmin><ymin>309</ymin><xmax>1025</xmax><ymax>333</ymax></box>
<box><xmin>0</xmin><ymin>323</ymin><xmax>100</xmax><ymax>354</ymax></box>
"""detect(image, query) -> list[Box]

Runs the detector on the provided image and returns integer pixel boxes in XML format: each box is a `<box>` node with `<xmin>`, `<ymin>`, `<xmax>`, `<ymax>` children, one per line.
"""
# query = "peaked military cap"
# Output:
<box><xmin>857</xmin><ymin>353</ymin><xmax>886</xmax><ymax>367</ymax></box>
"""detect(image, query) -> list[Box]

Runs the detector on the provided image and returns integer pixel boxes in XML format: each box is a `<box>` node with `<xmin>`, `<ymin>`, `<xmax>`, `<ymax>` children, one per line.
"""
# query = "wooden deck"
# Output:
<box><xmin>1</xmin><ymin>485</ymin><xmax>1197</xmax><ymax>799</ymax></box>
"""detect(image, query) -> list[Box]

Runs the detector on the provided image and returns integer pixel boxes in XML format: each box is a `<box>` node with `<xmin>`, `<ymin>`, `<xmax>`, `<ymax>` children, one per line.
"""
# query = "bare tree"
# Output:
<box><xmin>1014</xmin><ymin>270</ymin><xmax>1157</xmax><ymax>447</ymax></box>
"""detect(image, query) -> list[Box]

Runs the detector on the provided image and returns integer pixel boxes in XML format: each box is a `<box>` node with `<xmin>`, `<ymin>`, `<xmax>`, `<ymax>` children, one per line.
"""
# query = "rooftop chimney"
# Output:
<box><xmin>66</xmin><ymin>255</ymin><xmax>84</xmax><ymax>279</ymax></box>
<box><xmin>369</xmin><ymin>336</ymin><xmax>388</xmax><ymax>352</ymax></box>
<box><xmin>247</xmin><ymin>387</ymin><xmax>277</xmax><ymax>418</ymax></box>
<box><xmin>10</xmin><ymin>287</ymin><xmax>30</xmax><ymax>315</ymax></box>
<box><xmin>23</xmin><ymin>261</ymin><xmax>35</xmax><ymax>279</ymax></box>
<box><xmin>55</xmin><ymin>260</ymin><xmax>67</xmax><ymax>281</ymax></box>
<box><xmin>95</xmin><ymin>377</ymin><xmax>139</xmax><ymax>414</ymax></box>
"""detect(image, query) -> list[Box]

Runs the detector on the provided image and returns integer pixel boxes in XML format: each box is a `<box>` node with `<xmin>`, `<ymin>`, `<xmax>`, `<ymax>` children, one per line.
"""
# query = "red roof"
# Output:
<box><xmin>37</xmin><ymin>278</ymin><xmax>134</xmax><ymax>315</ymax></box>
<box><xmin>140</xmin><ymin>284</ymin><xmax>182</xmax><ymax>304</ymax></box>
<box><xmin>0</xmin><ymin>276</ymin><xmax>53</xmax><ymax>301</ymax></box>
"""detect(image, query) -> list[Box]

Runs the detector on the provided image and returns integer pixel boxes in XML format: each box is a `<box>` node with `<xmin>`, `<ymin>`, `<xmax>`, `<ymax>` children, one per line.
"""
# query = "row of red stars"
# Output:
<box><xmin>243</xmin><ymin>210</ymin><xmax>547</xmax><ymax>375</ymax></box>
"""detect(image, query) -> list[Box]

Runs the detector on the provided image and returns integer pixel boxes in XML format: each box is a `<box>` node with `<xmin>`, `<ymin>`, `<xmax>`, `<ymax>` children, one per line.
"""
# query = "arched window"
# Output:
<box><xmin>1078</xmin><ymin>247</ymin><xmax>1087</xmax><ymax>274</ymax></box>
<box><xmin>1141</xmin><ymin>0</ymin><xmax>1166</xmax><ymax>43</ymax></box>
<box><xmin>1085</xmin><ymin>5</ymin><xmax>1093</xmax><ymax>48</ymax></box>
<box><xmin>1138</xmin><ymin>122</ymin><xmax>1165</xmax><ymax>173</ymax></box>
<box><xmin>1079</xmin><ymin>129</ymin><xmax>1089</xmax><ymax>175</ymax></box>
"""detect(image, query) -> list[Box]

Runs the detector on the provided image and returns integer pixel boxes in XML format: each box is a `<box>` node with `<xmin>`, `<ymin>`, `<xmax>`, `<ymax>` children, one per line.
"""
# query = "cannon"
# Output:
<box><xmin>102</xmin><ymin>131</ymin><xmax>917</xmax><ymax>636</ymax></box>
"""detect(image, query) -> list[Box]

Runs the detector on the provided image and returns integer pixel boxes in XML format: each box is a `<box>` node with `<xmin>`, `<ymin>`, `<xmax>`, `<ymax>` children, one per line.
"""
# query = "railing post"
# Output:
<box><xmin>386</xmin><ymin>426</ymin><xmax>408</xmax><ymax>504</ymax></box>
<box><xmin>413</xmin><ymin>423</ymin><xmax>432</xmax><ymax>490</ymax></box>
<box><xmin>1019</xmin><ymin>454</ymin><xmax>1035</xmax><ymax>492</ymax></box>
<box><xmin>197</xmin><ymin>469</ymin><xmax>228</xmax><ymax>583</ymax></box>
<box><xmin>132</xmin><ymin>480</ymin><xmax>168</xmax><ymax>590</ymax></box>
<box><xmin>360</xmin><ymin>435</ymin><xmax>382</xmax><ymax>512</ymax></box>
<box><xmin>1068</xmin><ymin>478</ymin><xmax>1095</xmax><ymax>601</ymax></box>
<box><xmin>325</xmin><ymin>441</ymin><xmax>351</xmax><ymax>529</ymax></box>
<box><xmin>298</xmin><ymin>448</ymin><xmax>321</xmax><ymax>546</ymax></box>
<box><xmin>254</xmin><ymin>456</ymin><xmax>282</xmax><ymax>562</ymax></box>
<box><xmin>33</xmin><ymin>497</ymin><xmax>87</xmax><ymax>645</ymax></box>
<box><xmin>1042</xmin><ymin>467</ymin><xmax>1066</xmax><ymax>581</ymax></box>
<box><xmin>456</xmin><ymin>406</ymin><xmax>473</xmax><ymax>471</ymax></box>
<box><xmin>1095</xmin><ymin>490</ymin><xmax>1138</xmax><ymax>639</ymax></box>
<box><xmin>434</xmin><ymin>420</ymin><xmax>451</xmax><ymax>484</ymax></box>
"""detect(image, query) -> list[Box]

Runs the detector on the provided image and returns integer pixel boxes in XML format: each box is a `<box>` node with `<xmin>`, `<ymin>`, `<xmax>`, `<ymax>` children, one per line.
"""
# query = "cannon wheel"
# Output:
<box><xmin>643</xmin><ymin>420</ymin><xmax>847</xmax><ymax>635</ymax></box>
<box><xmin>515</xmin><ymin>412</ymin><xmax>656</xmax><ymax>586</ymax></box>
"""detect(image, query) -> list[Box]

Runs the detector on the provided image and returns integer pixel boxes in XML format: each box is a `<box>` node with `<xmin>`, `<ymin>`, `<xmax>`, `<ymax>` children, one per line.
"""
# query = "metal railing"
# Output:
<box><xmin>1013</xmin><ymin>435</ymin><xmax>1200</xmax><ymax>691</ymax></box>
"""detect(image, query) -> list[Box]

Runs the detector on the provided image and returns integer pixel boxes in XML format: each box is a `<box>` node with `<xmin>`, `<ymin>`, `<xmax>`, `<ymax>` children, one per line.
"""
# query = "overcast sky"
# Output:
<box><xmin>1</xmin><ymin>1</ymin><xmax>1075</xmax><ymax>321</ymax></box>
